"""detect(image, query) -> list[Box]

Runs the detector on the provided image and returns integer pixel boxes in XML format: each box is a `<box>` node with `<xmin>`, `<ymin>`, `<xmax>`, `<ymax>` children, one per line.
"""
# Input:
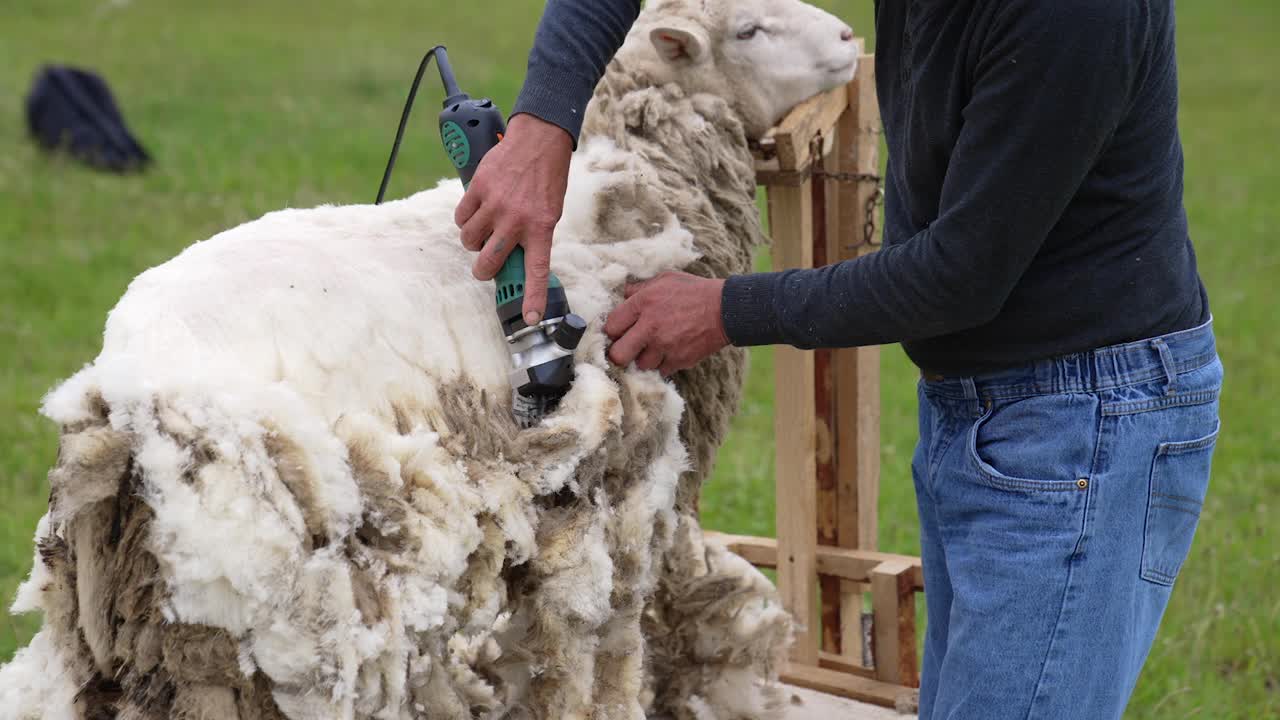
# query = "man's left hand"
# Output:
<box><xmin>604</xmin><ymin>271</ymin><xmax>729</xmax><ymax>376</ymax></box>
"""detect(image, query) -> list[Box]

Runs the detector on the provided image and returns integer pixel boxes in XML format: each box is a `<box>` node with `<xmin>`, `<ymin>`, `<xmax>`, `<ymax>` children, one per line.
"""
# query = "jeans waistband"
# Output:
<box><xmin>922</xmin><ymin>317</ymin><xmax>1217</xmax><ymax>402</ymax></box>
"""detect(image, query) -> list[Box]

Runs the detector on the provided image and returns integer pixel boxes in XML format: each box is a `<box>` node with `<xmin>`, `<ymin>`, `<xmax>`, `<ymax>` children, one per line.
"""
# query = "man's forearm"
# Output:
<box><xmin>721</xmin><ymin>220</ymin><xmax>1038</xmax><ymax>350</ymax></box>
<box><xmin>721</xmin><ymin>215</ymin><xmax>1027</xmax><ymax>350</ymax></box>
<box><xmin>512</xmin><ymin>0</ymin><xmax>641</xmax><ymax>144</ymax></box>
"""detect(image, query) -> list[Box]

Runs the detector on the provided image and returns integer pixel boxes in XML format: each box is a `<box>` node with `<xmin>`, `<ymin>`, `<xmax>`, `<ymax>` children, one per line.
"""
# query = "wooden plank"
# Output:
<box><xmin>769</xmin><ymin>38</ymin><xmax>865</xmax><ymax>171</ymax></box>
<box><xmin>834</xmin><ymin>53</ymin><xmax>882</xmax><ymax>548</ymax></box>
<box><xmin>754</xmin><ymin>168</ymin><xmax>808</xmax><ymax>187</ymax></box>
<box><xmin>818</xmin><ymin>651</ymin><xmax>876</xmax><ymax>679</ymax></box>
<box><xmin>768</xmin><ymin>180</ymin><xmax>819</xmax><ymax>666</ymax></box>
<box><xmin>835</xmin><ymin>343</ymin><xmax>880</xmax><ymax>552</ymax></box>
<box><xmin>824</xmin><ymin>117</ymin><xmax>859</xmax><ymax>664</ymax></box>
<box><xmin>816</xmin><ymin>547</ymin><xmax>923</xmax><ymax>589</ymax></box>
<box><xmin>781</xmin><ymin>663</ymin><xmax>918</xmax><ymax>711</ymax></box>
<box><xmin>830</xmin><ymin>51</ymin><xmax>883</xmax><ymax>663</ymax></box>
<box><xmin>811</xmin><ymin>144</ymin><xmax>843</xmax><ymax>657</ymax></box>
<box><xmin>838</xmin><ymin>52</ymin><xmax>882</xmax><ymax>253</ymax></box>
<box><xmin>826</xmin><ymin>93</ymin><xmax>863</xmax><ymax>665</ymax></box>
<box><xmin>780</xmin><ymin>684</ymin><xmax>909</xmax><ymax>720</ymax></box>
<box><xmin>705</xmin><ymin>532</ymin><xmax>925</xmax><ymax>591</ymax></box>
<box><xmin>773</xmin><ymin>84</ymin><xmax>848</xmax><ymax>171</ymax></box>
<box><xmin>870</xmin><ymin>560</ymin><xmax>920</xmax><ymax>688</ymax></box>
<box><xmin>707</xmin><ymin>532</ymin><xmax>779</xmax><ymax>567</ymax></box>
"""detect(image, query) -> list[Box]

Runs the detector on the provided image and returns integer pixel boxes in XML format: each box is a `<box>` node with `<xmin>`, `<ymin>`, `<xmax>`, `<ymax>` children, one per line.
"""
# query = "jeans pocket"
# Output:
<box><xmin>966</xmin><ymin>394</ymin><xmax>1101</xmax><ymax>493</ymax></box>
<box><xmin>1141</xmin><ymin>421</ymin><xmax>1220</xmax><ymax>586</ymax></box>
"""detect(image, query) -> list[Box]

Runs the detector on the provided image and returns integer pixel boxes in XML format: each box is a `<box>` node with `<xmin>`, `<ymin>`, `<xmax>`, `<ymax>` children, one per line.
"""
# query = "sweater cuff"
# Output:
<box><xmin>721</xmin><ymin>272</ymin><xmax>787</xmax><ymax>347</ymax></box>
<box><xmin>511</xmin><ymin>64</ymin><xmax>595</xmax><ymax>148</ymax></box>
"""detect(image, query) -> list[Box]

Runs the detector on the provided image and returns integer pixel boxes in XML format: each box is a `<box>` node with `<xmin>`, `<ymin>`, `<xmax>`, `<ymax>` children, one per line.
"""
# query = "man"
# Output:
<box><xmin>454</xmin><ymin>1</ymin><xmax>1222</xmax><ymax>718</ymax></box>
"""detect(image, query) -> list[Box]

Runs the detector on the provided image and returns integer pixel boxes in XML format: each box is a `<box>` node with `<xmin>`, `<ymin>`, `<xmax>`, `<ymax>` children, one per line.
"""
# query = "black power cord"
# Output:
<box><xmin>375</xmin><ymin>45</ymin><xmax>461</xmax><ymax>205</ymax></box>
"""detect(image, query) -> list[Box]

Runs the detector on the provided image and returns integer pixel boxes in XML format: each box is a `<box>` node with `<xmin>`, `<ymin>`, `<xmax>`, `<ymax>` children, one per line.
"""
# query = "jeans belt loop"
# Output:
<box><xmin>960</xmin><ymin>377</ymin><xmax>982</xmax><ymax>417</ymax></box>
<box><xmin>1152</xmin><ymin>338</ymin><xmax>1179</xmax><ymax>396</ymax></box>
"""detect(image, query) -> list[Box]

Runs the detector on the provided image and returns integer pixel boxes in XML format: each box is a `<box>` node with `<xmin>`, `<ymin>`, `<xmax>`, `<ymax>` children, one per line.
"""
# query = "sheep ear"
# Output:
<box><xmin>650</xmin><ymin>24</ymin><xmax>708</xmax><ymax>64</ymax></box>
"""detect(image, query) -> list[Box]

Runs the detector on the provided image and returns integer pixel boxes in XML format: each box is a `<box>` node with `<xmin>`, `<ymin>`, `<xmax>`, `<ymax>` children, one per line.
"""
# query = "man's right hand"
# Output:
<box><xmin>454</xmin><ymin>113</ymin><xmax>573</xmax><ymax>327</ymax></box>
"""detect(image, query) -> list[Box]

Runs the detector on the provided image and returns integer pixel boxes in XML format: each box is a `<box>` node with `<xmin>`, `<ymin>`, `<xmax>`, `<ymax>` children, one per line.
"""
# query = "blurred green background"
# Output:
<box><xmin>1</xmin><ymin>1</ymin><xmax>1275</xmax><ymax>717</ymax></box>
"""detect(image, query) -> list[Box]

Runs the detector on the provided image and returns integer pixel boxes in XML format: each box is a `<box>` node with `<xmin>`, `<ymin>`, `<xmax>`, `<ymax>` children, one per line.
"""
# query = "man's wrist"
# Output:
<box><xmin>511</xmin><ymin>64</ymin><xmax>593</xmax><ymax>148</ymax></box>
<box><xmin>507</xmin><ymin>113</ymin><xmax>574</xmax><ymax>151</ymax></box>
<box><xmin>708</xmin><ymin>278</ymin><xmax>730</xmax><ymax>348</ymax></box>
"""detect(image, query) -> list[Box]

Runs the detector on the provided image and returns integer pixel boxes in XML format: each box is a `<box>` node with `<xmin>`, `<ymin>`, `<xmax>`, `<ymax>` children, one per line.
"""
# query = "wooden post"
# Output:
<box><xmin>870</xmin><ymin>560</ymin><xmax>919</xmax><ymax>687</ymax></box>
<box><xmin>769</xmin><ymin>180</ymin><xmax>819</xmax><ymax>665</ymax></box>
<box><xmin>812</xmin><ymin>143</ymin><xmax>845</xmax><ymax>657</ymax></box>
<box><xmin>831</xmin><ymin>53</ymin><xmax>882</xmax><ymax>664</ymax></box>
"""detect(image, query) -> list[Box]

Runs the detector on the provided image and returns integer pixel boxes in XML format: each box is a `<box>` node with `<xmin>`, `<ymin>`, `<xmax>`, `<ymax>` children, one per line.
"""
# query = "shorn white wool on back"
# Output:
<box><xmin>1</xmin><ymin>0</ymin><xmax>860</xmax><ymax>717</ymax></box>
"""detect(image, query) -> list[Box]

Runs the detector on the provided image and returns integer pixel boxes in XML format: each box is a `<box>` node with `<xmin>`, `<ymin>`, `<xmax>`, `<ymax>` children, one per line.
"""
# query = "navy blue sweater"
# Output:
<box><xmin>513</xmin><ymin>0</ymin><xmax>1209</xmax><ymax>375</ymax></box>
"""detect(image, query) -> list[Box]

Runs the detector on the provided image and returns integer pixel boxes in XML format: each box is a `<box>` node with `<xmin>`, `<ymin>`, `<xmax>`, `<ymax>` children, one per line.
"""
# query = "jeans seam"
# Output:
<box><xmin>1158</xmin><ymin>423</ymin><xmax>1222</xmax><ymax>453</ymax></box>
<box><xmin>1102</xmin><ymin>389</ymin><xmax>1219</xmax><ymax>416</ymax></box>
<box><xmin>1024</xmin><ymin>534</ymin><xmax>1085</xmax><ymax>719</ymax></box>
<box><xmin>925</xmin><ymin>351</ymin><xmax>1218</xmax><ymax>403</ymax></box>
<box><xmin>1070</xmin><ymin>399</ymin><xmax>1105</xmax><ymax>559</ymax></box>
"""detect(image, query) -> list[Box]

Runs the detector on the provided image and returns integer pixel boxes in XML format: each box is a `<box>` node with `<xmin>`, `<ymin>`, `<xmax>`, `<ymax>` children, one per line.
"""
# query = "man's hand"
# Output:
<box><xmin>604</xmin><ymin>272</ymin><xmax>730</xmax><ymax>376</ymax></box>
<box><xmin>455</xmin><ymin>113</ymin><xmax>573</xmax><ymax>326</ymax></box>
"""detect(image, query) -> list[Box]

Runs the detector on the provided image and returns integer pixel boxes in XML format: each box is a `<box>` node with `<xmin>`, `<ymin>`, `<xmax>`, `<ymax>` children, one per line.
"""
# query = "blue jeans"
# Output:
<box><xmin>913</xmin><ymin>319</ymin><xmax>1222</xmax><ymax>719</ymax></box>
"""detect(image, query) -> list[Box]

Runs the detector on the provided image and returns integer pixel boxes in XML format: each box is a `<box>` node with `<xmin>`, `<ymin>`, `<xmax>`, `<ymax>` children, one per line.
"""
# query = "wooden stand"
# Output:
<box><xmin>715</xmin><ymin>44</ymin><xmax>923</xmax><ymax>711</ymax></box>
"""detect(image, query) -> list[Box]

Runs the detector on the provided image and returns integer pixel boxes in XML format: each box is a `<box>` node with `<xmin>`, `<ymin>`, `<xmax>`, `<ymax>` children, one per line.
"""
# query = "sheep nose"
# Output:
<box><xmin>840</xmin><ymin>27</ymin><xmax>853</xmax><ymax>42</ymax></box>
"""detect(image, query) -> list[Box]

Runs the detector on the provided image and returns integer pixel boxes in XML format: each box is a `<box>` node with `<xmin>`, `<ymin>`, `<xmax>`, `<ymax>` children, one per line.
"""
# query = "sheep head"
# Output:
<box><xmin>642</xmin><ymin>0</ymin><xmax>859</xmax><ymax>138</ymax></box>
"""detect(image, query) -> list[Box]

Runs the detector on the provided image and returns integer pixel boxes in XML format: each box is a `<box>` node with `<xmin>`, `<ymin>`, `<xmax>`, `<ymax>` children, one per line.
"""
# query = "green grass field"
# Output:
<box><xmin>1</xmin><ymin>1</ymin><xmax>1275</xmax><ymax>717</ymax></box>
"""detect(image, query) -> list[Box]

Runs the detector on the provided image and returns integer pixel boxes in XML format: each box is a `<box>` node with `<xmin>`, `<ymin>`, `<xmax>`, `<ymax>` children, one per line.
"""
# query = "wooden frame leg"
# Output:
<box><xmin>870</xmin><ymin>559</ymin><xmax>920</xmax><ymax>688</ymax></box>
<box><xmin>829</xmin><ymin>49</ymin><xmax>883</xmax><ymax>666</ymax></box>
<box><xmin>769</xmin><ymin>181</ymin><xmax>819</xmax><ymax>665</ymax></box>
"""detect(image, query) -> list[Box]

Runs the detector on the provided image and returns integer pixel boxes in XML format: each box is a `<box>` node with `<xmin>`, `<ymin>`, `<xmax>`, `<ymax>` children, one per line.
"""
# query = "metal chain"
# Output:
<box><xmin>814</xmin><ymin>169</ymin><xmax>885</xmax><ymax>249</ymax></box>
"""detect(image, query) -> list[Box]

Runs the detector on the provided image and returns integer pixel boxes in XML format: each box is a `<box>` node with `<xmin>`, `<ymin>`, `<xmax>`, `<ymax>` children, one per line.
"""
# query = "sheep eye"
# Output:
<box><xmin>736</xmin><ymin>25</ymin><xmax>761</xmax><ymax>40</ymax></box>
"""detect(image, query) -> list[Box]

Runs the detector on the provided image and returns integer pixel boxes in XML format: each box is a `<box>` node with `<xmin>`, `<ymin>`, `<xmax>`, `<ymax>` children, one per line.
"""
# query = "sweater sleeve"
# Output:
<box><xmin>722</xmin><ymin>0</ymin><xmax>1148</xmax><ymax>349</ymax></box>
<box><xmin>511</xmin><ymin>0</ymin><xmax>641</xmax><ymax>145</ymax></box>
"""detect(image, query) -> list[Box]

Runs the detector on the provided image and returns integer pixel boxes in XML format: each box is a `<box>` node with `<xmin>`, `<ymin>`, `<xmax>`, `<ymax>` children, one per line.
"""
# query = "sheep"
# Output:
<box><xmin>0</xmin><ymin>1</ymin><xmax>858</xmax><ymax>719</ymax></box>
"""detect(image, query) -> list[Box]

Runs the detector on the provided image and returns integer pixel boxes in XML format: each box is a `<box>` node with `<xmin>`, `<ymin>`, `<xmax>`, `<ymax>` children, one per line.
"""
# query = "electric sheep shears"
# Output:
<box><xmin>376</xmin><ymin>46</ymin><xmax>586</xmax><ymax>428</ymax></box>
